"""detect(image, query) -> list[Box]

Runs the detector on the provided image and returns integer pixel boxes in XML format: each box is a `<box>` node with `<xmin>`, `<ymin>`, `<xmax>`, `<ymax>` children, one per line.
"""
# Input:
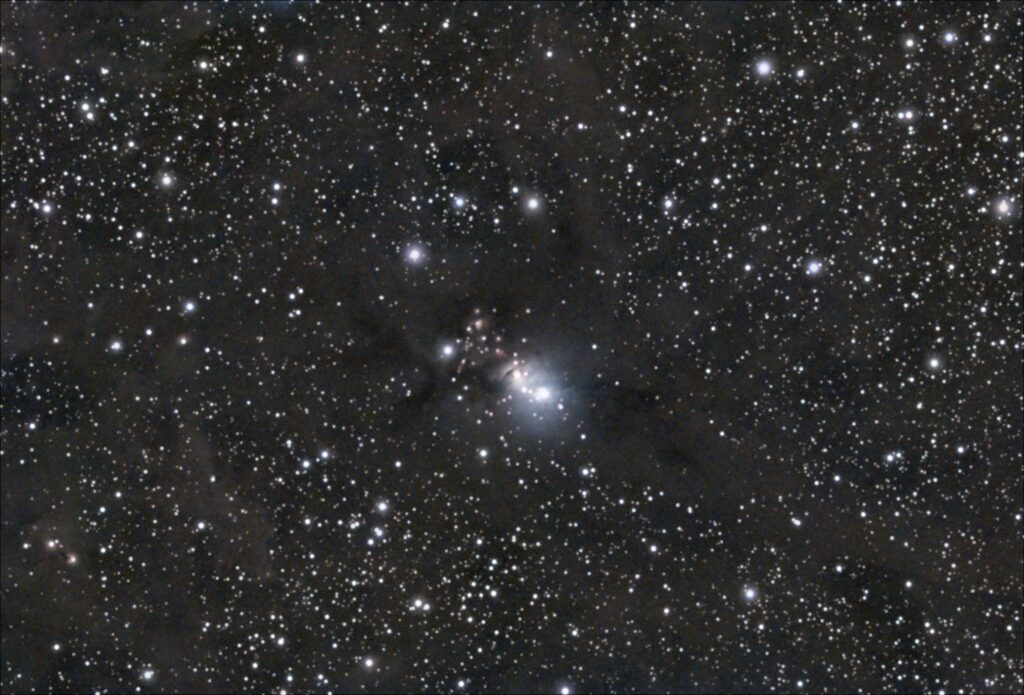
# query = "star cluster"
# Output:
<box><xmin>1</xmin><ymin>2</ymin><xmax>1022</xmax><ymax>694</ymax></box>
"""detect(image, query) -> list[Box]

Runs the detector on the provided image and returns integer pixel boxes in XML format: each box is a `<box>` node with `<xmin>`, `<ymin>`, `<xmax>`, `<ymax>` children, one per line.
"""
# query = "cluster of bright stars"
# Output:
<box><xmin>504</xmin><ymin>360</ymin><xmax>558</xmax><ymax>406</ymax></box>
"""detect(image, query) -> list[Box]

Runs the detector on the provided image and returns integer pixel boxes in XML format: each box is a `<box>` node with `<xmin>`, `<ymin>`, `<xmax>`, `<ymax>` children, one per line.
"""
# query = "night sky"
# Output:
<box><xmin>1</xmin><ymin>2</ymin><xmax>1022</xmax><ymax>694</ymax></box>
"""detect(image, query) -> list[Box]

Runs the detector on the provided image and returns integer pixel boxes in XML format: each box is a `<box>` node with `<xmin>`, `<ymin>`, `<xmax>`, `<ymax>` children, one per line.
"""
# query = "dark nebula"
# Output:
<box><xmin>1</xmin><ymin>2</ymin><xmax>1021</xmax><ymax>693</ymax></box>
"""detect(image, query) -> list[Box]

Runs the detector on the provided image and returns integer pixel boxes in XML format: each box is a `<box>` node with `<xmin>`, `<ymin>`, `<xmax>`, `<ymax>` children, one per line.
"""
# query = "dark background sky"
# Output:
<box><xmin>1</xmin><ymin>2</ymin><xmax>1021</xmax><ymax>693</ymax></box>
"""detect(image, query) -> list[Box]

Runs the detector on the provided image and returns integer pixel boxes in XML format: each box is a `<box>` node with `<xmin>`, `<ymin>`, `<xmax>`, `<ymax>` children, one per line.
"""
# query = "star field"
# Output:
<box><xmin>1</xmin><ymin>2</ymin><xmax>1022</xmax><ymax>694</ymax></box>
